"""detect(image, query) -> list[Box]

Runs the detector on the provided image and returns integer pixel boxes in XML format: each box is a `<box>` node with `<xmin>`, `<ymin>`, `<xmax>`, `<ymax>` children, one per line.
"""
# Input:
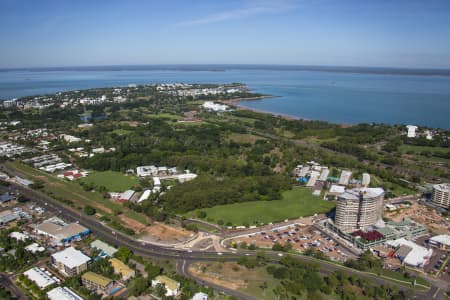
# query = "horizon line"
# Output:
<box><xmin>2</xmin><ymin>63</ymin><xmax>450</xmax><ymax>77</ymax></box>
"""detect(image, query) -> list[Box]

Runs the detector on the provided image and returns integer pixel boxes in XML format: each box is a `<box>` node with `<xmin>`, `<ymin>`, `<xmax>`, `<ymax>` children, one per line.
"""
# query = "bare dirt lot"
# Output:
<box><xmin>385</xmin><ymin>202</ymin><xmax>449</xmax><ymax>234</ymax></box>
<box><xmin>189</xmin><ymin>262</ymin><xmax>249</xmax><ymax>290</ymax></box>
<box><xmin>119</xmin><ymin>215</ymin><xmax>148</xmax><ymax>232</ymax></box>
<box><xmin>140</xmin><ymin>222</ymin><xmax>193</xmax><ymax>244</ymax></box>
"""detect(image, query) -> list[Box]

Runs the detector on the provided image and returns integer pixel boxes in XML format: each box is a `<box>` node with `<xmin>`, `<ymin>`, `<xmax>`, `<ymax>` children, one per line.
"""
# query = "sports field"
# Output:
<box><xmin>187</xmin><ymin>186</ymin><xmax>335</xmax><ymax>226</ymax></box>
<box><xmin>80</xmin><ymin>170</ymin><xmax>138</xmax><ymax>191</ymax></box>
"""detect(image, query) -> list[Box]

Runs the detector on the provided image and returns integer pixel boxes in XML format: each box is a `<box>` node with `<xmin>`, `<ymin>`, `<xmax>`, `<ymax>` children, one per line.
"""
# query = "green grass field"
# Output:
<box><xmin>147</xmin><ymin>113</ymin><xmax>181</xmax><ymax>120</ymax></box>
<box><xmin>4</xmin><ymin>162</ymin><xmax>146</xmax><ymax>228</ymax></box>
<box><xmin>399</xmin><ymin>144</ymin><xmax>449</xmax><ymax>154</ymax></box>
<box><xmin>80</xmin><ymin>170</ymin><xmax>138</xmax><ymax>191</ymax></box>
<box><xmin>186</xmin><ymin>187</ymin><xmax>335</xmax><ymax>226</ymax></box>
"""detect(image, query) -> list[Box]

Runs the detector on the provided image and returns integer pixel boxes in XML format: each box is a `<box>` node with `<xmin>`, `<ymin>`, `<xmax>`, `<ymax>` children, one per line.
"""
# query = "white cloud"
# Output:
<box><xmin>177</xmin><ymin>0</ymin><xmax>298</xmax><ymax>26</ymax></box>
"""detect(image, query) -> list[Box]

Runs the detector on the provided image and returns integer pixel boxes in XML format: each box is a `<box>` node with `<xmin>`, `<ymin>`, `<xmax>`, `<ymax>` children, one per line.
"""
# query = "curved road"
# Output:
<box><xmin>3</xmin><ymin>180</ymin><xmax>447</xmax><ymax>299</ymax></box>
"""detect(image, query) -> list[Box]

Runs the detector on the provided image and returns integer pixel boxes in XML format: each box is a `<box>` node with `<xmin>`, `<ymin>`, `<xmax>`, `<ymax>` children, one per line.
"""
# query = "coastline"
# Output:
<box><xmin>221</xmin><ymin>95</ymin><xmax>354</xmax><ymax>127</ymax></box>
<box><xmin>220</xmin><ymin>95</ymin><xmax>301</xmax><ymax>120</ymax></box>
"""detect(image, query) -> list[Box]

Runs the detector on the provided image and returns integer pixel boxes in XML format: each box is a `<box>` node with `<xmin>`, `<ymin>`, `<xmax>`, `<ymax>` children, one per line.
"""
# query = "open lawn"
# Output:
<box><xmin>147</xmin><ymin>113</ymin><xmax>181</xmax><ymax>120</ymax></box>
<box><xmin>80</xmin><ymin>170</ymin><xmax>138</xmax><ymax>191</ymax></box>
<box><xmin>227</xmin><ymin>133</ymin><xmax>266</xmax><ymax>144</ymax></box>
<box><xmin>112</xmin><ymin>128</ymin><xmax>133</xmax><ymax>135</ymax></box>
<box><xmin>187</xmin><ymin>187</ymin><xmax>335</xmax><ymax>226</ymax></box>
<box><xmin>4</xmin><ymin>162</ymin><xmax>149</xmax><ymax>230</ymax></box>
<box><xmin>399</xmin><ymin>144</ymin><xmax>449</xmax><ymax>154</ymax></box>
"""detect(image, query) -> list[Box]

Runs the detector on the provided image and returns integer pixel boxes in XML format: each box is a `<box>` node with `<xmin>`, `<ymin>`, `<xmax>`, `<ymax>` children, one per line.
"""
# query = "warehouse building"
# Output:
<box><xmin>34</xmin><ymin>217</ymin><xmax>90</xmax><ymax>243</ymax></box>
<box><xmin>23</xmin><ymin>267</ymin><xmax>57</xmax><ymax>289</ymax></box>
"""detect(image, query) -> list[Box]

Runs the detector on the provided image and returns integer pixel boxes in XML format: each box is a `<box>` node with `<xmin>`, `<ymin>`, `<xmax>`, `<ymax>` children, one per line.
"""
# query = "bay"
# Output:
<box><xmin>0</xmin><ymin>65</ymin><xmax>449</xmax><ymax>129</ymax></box>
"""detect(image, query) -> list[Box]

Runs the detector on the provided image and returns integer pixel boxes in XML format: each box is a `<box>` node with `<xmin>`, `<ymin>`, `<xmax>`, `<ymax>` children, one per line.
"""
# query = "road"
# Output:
<box><xmin>0</xmin><ymin>273</ymin><xmax>28</xmax><ymax>300</ymax></box>
<box><xmin>2</xmin><ymin>180</ymin><xmax>448</xmax><ymax>299</ymax></box>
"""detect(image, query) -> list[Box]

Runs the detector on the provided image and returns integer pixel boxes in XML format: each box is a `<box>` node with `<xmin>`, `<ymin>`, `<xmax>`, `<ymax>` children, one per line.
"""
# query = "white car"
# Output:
<box><xmin>277</xmin><ymin>253</ymin><xmax>283</xmax><ymax>257</ymax></box>
<box><xmin>217</xmin><ymin>252</ymin><xmax>223</xmax><ymax>256</ymax></box>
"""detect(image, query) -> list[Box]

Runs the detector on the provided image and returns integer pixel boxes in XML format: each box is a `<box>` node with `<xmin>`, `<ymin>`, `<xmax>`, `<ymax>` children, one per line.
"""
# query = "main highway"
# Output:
<box><xmin>2</xmin><ymin>178</ymin><xmax>448</xmax><ymax>299</ymax></box>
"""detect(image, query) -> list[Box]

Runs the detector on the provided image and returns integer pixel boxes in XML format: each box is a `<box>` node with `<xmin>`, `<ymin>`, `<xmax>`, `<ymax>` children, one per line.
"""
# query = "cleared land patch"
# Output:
<box><xmin>189</xmin><ymin>261</ymin><xmax>281</xmax><ymax>299</ymax></box>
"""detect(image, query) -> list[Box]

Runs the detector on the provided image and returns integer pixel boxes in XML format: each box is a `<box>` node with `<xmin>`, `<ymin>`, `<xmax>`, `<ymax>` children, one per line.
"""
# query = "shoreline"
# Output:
<box><xmin>220</xmin><ymin>95</ymin><xmax>302</xmax><ymax>121</ymax></box>
<box><xmin>222</xmin><ymin>95</ymin><xmax>354</xmax><ymax>127</ymax></box>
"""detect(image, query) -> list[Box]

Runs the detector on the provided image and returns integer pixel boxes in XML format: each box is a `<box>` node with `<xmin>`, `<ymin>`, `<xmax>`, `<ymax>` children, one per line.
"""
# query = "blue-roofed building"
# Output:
<box><xmin>0</xmin><ymin>192</ymin><xmax>14</xmax><ymax>203</ymax></box>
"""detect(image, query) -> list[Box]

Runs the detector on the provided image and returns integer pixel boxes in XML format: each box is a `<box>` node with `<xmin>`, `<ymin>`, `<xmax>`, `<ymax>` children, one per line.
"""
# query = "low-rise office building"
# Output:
<box><xmin>34</xmin><ymin>217</ymin><xmax>90</xmax><ymax>243</ymax></box>
<box><xmin>429</xmin><ymin>234</ymin><xmax>450</xmax><ymax>251</ymax></box>
<box><xmin>51</xmin><ymin>247</ymin><xmax>90</xmax><ymax>276</ymax></box>
<box><xmin>82</xmin><ymin>271</ymin><xmax>113</xmax><ymax>292</ymax></box>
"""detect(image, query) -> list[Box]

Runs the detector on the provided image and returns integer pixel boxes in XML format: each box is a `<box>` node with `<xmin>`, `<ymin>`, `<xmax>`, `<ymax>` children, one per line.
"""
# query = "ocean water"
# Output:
<box><xmin>1</xmin><ymin>66</ymin><xmax>449</xmax><ymax>129</ymax></box>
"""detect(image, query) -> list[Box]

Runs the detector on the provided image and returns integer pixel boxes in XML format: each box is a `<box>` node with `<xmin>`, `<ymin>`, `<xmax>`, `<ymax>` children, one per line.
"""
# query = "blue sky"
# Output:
<box><xmin>1</xmin><ymin>0</ymin><xmax>450</xmax><ymax>68</ymax></box>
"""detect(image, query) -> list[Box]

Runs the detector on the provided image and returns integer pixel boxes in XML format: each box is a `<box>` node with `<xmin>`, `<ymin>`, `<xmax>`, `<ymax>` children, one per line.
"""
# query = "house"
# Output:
<box><xmin>60</xmin><ymin>134</ymin><xmax>82</xmax><ymax>143</ymax></box>
<box><xmin>118</xmin><ymin>190</ymin><xmax>135</xmax><ymax>202</ymax></box>
<box><xmin>25</xmin><ymin>243</ymin><xmax>45</xmax><ymax>254</ymax></box>
<box><xmin>0</xmin><ymin>210</ymin><xmax>19</xmax><ymax>225</ymax></box>
<box><xmin>51</xmin><ymin>247</ymin><xmax>90</xmax><ymax>276</ymax></box>
<box><xmin>82</xmin><ymin>271</ymin><xmax>113</xmax><ymax>292</ymax></box>
<box><xmin>47</xmin><ymin>287</ymin><xmax>83</xmax><ymax>300</ymax></box>
<box><xmin>90</xmin><ymin>240</ymin><xmax>118</xmax><ymax>257</ymax></box>
<box><xmin>23</xmin><ymin>267</ymin><xmax>57</xmax><ymax>289</ymax></box>
<box><xmin>406</xmin><ymin>125</ymin><xmax>418</xmax><ymax>138</ymax></box>
<box><xmin>177</xmin><ymin>173</ymin><xmax>198</xmax><ymax>183</ymax></box>
<box><xmin>136</xmin><ymin>165</ymin><xmax>158</xmax><ymax>177</ymax></box>
<box><xmin>9</xmin><ymin>231</ymin><xmax>29</xmax><ymax>241</ymax></box>
<box><xmin>192</xmin><ymin>292</ymin><xmax>209</xmax><ymax>300</ymax></box>
<box><xmin>338</xmin><ymin>170</ymin><xmax>352</xmax><ymax>186</ymax></box>
<box><xmin>0</xmin><ymin>192</ymin><xmax>14</xmax><ymax>203</ymax></box>
<box><xmin>34</xmin><ymin>217</ymin><xmax>90</xmax><ymax>243</ymax></box>
<box><xmin>152</xmin><ymin>275</ymin><xmax>180</xmax><ymax>297</ymax></box>
<box><xmin>137</xmin><ymin>190</ymin><xmax>151</xmax><ymax>203</ymax></box>
<box><xmin>202</xmin><ymin>101</ymin><xmax>229</xmax><ymax>112</ymax></box>
<box><xmin>109</xmin><ymin>258</ymin><xmax>135</xmax><ymax>280</ymax></box>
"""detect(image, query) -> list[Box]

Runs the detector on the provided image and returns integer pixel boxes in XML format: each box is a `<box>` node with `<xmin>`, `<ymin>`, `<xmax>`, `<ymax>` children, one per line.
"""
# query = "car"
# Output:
<box><xmin>187</xmin><ymin>250</ymin><xmax>193</xmax><ymax>253</ymax></box>
<box><xmin>217</xmin><ymin>252</ymin><xmax>223</xmax><ymax>256</ymax></box>
<box><xmin>278</xmin><ymin>253</ymin><xmax>283</xmax><ymax>257</ymax></box>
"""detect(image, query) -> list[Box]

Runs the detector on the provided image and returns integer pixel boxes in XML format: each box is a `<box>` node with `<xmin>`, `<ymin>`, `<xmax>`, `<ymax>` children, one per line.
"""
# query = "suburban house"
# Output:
<box><xmin>151</xmin><ymin>275</ymin><xmax>180</xmax><ymax>297</ymax></box>
<box><xmin>109</xmin><ymin>258</ymin><xmax>135</xmax><ymax>280</ymax></box>
<box><xmin>90</xmin><ymin>240</ymin><xmax>118</xmax><ymax>257</ymax></box>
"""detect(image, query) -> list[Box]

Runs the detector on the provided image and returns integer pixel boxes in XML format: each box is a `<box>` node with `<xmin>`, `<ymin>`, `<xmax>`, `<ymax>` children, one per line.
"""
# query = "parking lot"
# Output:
<box><xmin>229</xmin><ymin>224</ymin><xmax>352</xmax><ymax>262</ymax></box>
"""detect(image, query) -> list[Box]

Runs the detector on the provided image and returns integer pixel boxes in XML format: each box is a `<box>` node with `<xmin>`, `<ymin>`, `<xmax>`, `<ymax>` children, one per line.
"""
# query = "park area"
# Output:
<box><xmin>79</xmin><ymin>170</ymin><xmax>138</xmax><ymax>191</ymax></box>
<box><xmin>186</xmin><ymin>187</ymin><xmax>336</xmax><ymax>226</ymax></box>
